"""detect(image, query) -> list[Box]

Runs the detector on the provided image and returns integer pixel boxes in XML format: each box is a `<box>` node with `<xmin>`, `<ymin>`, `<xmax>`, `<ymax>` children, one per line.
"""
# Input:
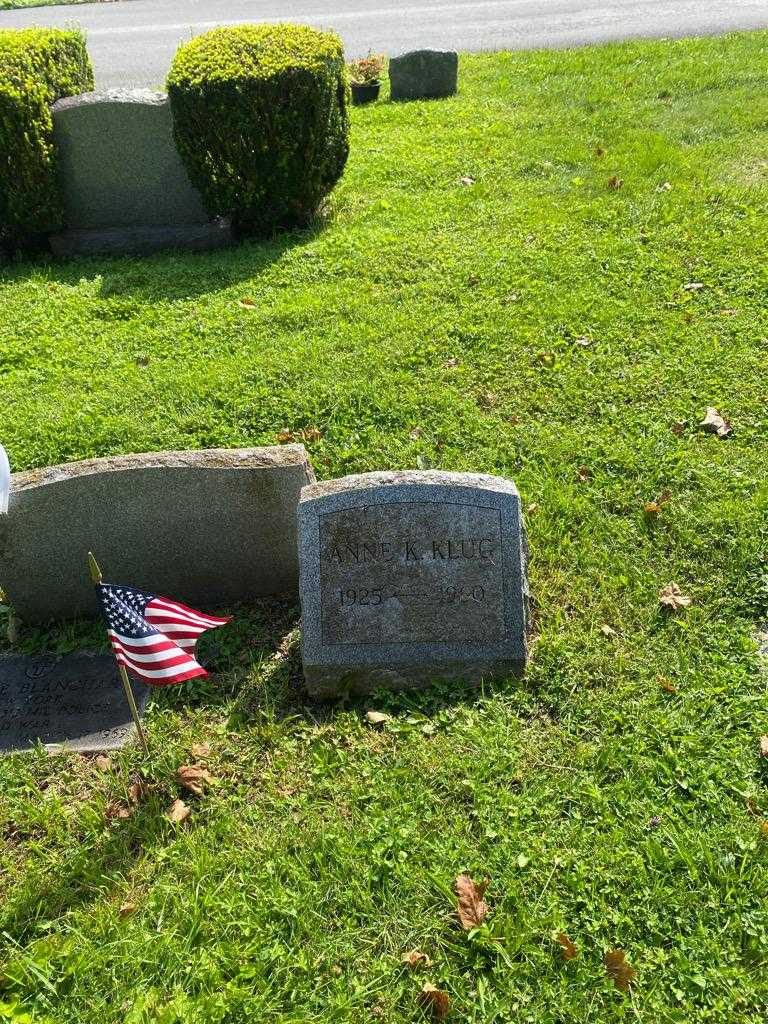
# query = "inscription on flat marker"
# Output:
<box><xmin>299</xmin><ymin>471</ymin><xmax>530</xmax><ymax>696</ymax></box>
<box><xmin>0</xmin><ymin>653</ymin><xmax>149</xmax><ymax>754</ymax></box>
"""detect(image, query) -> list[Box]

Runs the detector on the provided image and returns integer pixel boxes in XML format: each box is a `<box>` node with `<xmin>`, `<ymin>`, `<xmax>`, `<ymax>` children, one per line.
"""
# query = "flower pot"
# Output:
<box><xmin>351</xmin><ymin>82</ymin><xmax>381</xmax><ymax>106</ymax></box>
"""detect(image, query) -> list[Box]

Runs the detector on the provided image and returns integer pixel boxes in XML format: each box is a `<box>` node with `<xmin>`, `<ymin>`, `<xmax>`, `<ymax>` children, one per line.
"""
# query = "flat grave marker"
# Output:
<box><xmin>299</xmin><ymin>470</ymin><xmax>530</xmax><ymax>696</ymax></box>
<box><xmin>0</xmin><ymin>653</ymin><xmax>148</xmax><ymax>754</ymax></box>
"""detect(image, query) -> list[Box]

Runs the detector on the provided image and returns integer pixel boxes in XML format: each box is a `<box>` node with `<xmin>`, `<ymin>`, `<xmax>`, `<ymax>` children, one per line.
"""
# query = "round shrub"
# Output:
<box><xmin>0</xmin><ymin>28</ymin><xmax>94</xmax><ymax>251</ymax></box>
<box><xmin>167</xmin><ymin>24</ymin><xmax>350</xmax><ymax>235</ymax></box>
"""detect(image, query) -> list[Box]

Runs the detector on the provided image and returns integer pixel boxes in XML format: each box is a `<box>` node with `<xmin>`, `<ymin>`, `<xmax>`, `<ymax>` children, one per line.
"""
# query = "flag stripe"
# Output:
<box><xmin>147</xmin><ymin>597</ymin><xmax>230</xmax><ymax>627</ymax></box>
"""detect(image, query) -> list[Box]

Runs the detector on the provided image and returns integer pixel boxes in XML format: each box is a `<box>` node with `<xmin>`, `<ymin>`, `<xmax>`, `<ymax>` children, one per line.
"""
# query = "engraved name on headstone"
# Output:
<box><xmin>0</xmin><ymin>653</ymin><xmax>149</xmax><ymax>754</ymax></box>
<box><xmin>298</xmin><ymin>471</ymin><xmax>530</xmax><ymax>696</ymax></box>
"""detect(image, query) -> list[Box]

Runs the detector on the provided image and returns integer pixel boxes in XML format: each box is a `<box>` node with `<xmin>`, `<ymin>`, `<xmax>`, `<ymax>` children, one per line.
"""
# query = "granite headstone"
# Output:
<box><xmin>49</xmin><ymin>89</ymin><xmax>231</xmax><ymax>256</ymax></box>
<box><xmin>0</xmin><ymin>653</ymin><xmax>148</xmax><ymax>754</ymax></box>
<box><xmin>389</xmin><ymin>49</ymin><xmax>459</xmax><ymax>101</ymax></box>
<box><xmin>298</xmin><ymin>471</ymin><xmax>529</xmax><ymax>696</ymax></box>
<box><xmin>0</xmin><ymin>445</ymin><xmax>315</xmax><ymax>623</ymax></box>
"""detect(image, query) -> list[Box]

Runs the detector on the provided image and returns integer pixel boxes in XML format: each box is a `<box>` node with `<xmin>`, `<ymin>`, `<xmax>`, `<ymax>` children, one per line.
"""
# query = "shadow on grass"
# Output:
<box><xmin>0</xmin><ymin>223</ymin><xmax>324</xmax><ymax>303</ymax></box>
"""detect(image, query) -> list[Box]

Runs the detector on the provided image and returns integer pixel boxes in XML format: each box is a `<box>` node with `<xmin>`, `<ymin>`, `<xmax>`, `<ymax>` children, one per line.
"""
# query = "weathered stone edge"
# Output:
<box><xmin>301</xmin><ymin>469</ymin><xmax>519</xmax><ymax>502</ymax></box>
<box><xmin>9</xmin><ymin>445</ymin><xmax>314</xmax><ymax>492</ymax></box>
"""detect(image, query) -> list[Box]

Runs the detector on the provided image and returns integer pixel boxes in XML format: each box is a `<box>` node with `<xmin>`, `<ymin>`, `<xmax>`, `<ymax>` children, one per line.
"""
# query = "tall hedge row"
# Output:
<box><xmin>167</xmin><ymin>24</ymin><xmax>350</xmax><ymax>236</ymax></box>
<box><xmin>0</xmin><ymin>28</ymin><xmax>94</xmax><ymax>251</ymax></box>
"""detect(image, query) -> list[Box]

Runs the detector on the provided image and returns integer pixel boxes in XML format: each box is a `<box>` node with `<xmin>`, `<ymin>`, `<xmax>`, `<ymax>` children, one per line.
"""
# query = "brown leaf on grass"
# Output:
<box><xmin>301</xmin><ymin>427</ymin><xmax>323</xmax><ymax>443</ymax></box>
<box><xmin>699</xmin><ymin>407</ymin><xmax>732</xmax><ymax>438</ymax></box>
<box><xmin>759</xmin><ymin>737</ymin><xmax>768</xmax><ymax>758</ymax></box>
<box><xmin>409</xmin><ymin>427</ymin><xmax>424</xmax><ymax>440</ymax></box>
<box><xmin>604</xmin><ymin>949</ymin><xmax>637</xmax><ymax>992</ymax></box>
<box><xmin>105</xmin><ymin>800</ymin><xmax>132</xmax><ymax>821</ymax></box>
<box><xmin>556</xmin><ymin>933</ymin><xmax>578</xmax><ymax>960</ymax></box>
<box><xmin>455</xmin><ymin>873</ymin><xmax>489</xmax><ymax>930</ymax></box>
<box><xmin>444</xmin><ymin>357</ymin><xmax>460</xmax><ymax>368</ymax></box>
<box><xmin>459</xmin><ymin>175</ymin><xmax>476</xmax><ymax>186</ymax></box>
<box><xmin>671</xmin><ymin>420</ymin><xmax>687</xmax><ymax>436</ymax></box>
<box><xmin>608</xmin><ymin>176</ymin><xmax>624</xmax><ymax>190</ymax></box>
<box><xmin>659</xmin><ymin>583</ymin><xmax>692</xmax><ymax>612</ymax></box>
<box><xmin>118</xmin><ymin>901</ymin><xmax>136</xmax><ymax>917</ymax></box>
<box><xmin>128</xmin><ymin>779</ymin><xmax>152</xmax><ymax>805</ymax></box>
<box><xmin>238</xmin><ymin>297</ymin><xmax>257</xmax><ymax>309</ymax></box>
<box><xmin>94</xmin><ymin>755</ymin><xmax>112</xmax><ymax>772</ymax></box>
<box><xmin>658</xmin><ymin>676</ymin><xmax>678</xmax><ymax>694</ymax></box>
<box><xmin>402</xmin><ymin>950</ymin><xmax>431</xmax><ymax>968</ymax></box>
<box><xmin>191</xmin><ymin>743</ymin><xmax>211</xmax><ymax>759</ymax></box>
<box><xmin>177</xmin><ymin>765</ymin><xmax>215</xmax><ymax>797</ymax></box>
<box><xmin>576</xmin><ymin>466</ymin><xmax>591</xmax><ymax>483</ymax></box>
<box><xmin>643</xmin><ymin>490</ymin><xmax>671</xmax><ymax>517</ymax></box>
<box><xmin>478</xmin><ymin>390</ymin><xmax>497</xmax><ymax>409</ymax></box>
<box><xmin>418</xmin><ymin>984</ymin><xmax>450</xmax><ymax>1020</ymax></box>
<box><xmin>166</xmin><ymin>799</ymin><xmax>191</xmax><ymax>824</ymax></box>
<box><xmin>276</xmin><ymin>428</ymin><xmax>295</xmax><ymax>444</ymax></box>
<box><xmin>600</xmin><ymin>624</ymin><xmax>617</xmax><ymax>638</ymax></box>
<box><xmin>364</xmin><ymin>710</ymin><xmax>391</xmax><ymax>727</ymax></box>
<box><xmin>683</xmin><ymin>282</ymin><xmax>704</xmax><ymax>292</ymax></box>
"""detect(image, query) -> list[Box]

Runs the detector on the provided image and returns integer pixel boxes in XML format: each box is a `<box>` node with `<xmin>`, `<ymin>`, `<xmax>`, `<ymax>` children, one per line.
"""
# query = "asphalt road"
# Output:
<box><xmin>2</xmin><ymin>0</ymin><xmax>767</xmax><ymax>89</ymax></box>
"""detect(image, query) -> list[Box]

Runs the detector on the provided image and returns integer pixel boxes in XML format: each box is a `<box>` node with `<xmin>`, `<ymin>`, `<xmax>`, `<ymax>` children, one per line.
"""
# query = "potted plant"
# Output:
<box><xmin>348</xmin><ymin>54</ymin><xmax>385</xmax><ymax>105</ymax></box>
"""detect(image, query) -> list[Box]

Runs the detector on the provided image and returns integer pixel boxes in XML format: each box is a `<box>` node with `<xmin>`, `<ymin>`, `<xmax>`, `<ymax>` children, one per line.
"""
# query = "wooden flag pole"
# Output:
<box><xmin>88</xmin><ymin>551</ymin><xmax>150</xmax><ymax>756</ymax></box>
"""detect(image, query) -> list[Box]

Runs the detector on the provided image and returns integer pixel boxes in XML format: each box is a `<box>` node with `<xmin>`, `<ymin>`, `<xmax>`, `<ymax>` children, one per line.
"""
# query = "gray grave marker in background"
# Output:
<box><xmin>299</xmin><ymin>471</ymin><xmax>530</xmax><ymax>697</ymax></box>
<box><xmin>0</xmin><ymin>653</ymin><xmax>148</xmax><ymax>754</ymax></box>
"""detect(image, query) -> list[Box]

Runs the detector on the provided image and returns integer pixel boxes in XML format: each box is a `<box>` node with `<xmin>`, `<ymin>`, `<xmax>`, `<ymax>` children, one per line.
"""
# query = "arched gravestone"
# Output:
<box><xmin>49</xmin><ymin>89</ymin><xmax>231</xmax><ymax>257</ymax></box>
<box><xmin>0</xmin><ymin>446</ymin><xmax>314</xmax><ymax>623</ymax></box>
<box><xmin>298</xmin><ymin>471</ymin><xmax>530</xmax><ymax>696</ymax></box>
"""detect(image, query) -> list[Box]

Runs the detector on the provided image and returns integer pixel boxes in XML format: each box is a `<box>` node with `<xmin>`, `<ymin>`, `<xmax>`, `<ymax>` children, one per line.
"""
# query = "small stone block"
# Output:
<box><xmin>389</xmin><ymin>49</ymin><xmax>459</xmax><ymax>101</ymax></box>
<box><xmin>298</xmin><ymin>470</ymin><xmax>530</xmax><ymax>697</ymax></box>
<box><xmin>0</xmin><ymin>653</ymin><xmax>149</xmax><ymax>754</ymax></box>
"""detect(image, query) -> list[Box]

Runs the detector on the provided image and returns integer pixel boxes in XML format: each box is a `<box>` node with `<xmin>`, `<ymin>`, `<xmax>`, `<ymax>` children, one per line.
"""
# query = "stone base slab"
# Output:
<box><xmin>49</xmin><ymin>219</ymin><xmax>232</xmax><ymax>258</ymax></box>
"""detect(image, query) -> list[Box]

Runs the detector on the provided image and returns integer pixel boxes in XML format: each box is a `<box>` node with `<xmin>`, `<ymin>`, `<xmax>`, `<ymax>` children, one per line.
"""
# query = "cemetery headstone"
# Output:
<box><xmin>389</xmin><ymin>49</ymin><xmax>459</xmax><ymax>101</ymax></box>
<box><xmin>0</xmin><ymin>653</ymin><xmax>149</xmax><ymax>754</ymax></box>
<box><xmin>49</xmin><ymin>89</ymin><xmax>232</xmax><ymax>256</ymax></box>
<box><xmin>298</xmin><ymin>471</ymin><xmax>530</xmax><ymax>697</ymax></box>
<box><xmin>0</xmin><ymin>445</ymin><xmax>315</xmax><ymax>623</ymax></box>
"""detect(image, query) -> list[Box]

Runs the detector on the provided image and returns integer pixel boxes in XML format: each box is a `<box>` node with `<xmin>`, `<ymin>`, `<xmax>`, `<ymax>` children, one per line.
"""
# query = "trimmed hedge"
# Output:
<box><xmin>0</xmin><ymin>28</ymin><xmax>94</xmax><ymax>251</ymax></box>
<box><xmin>167</xmin><ymin>24</ymin><xmax>350</xmax><ymax>235</ymax></box>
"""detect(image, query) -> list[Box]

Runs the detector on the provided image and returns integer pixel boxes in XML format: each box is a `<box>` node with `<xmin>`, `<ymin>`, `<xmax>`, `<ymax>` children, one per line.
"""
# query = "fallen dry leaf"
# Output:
<box><xmin>444</xmin><ymin>357</ymin><xmax>460</xmax><ymax>368</ymax></box>
<box><xmin>658</xmin><ymin>676</ymin><xmax>678</xmax><ymax>694</ymax></box>
<box><xmin>105</xmin><ymin>800</ymin><xmax>132</xmax><ymax>821</ymax></box>
<box><xmin>128</xmin><ymin>779</ymin><xmax>152</xmax><ymax>805</ymax></box>
<box><xmin>657</xmin><ymin>181</ymin><xmax>672</xmax><ymax>192</ymax></box>
<box><xmin>418</xmin><ymin>984</ymin><xmax>450</xmax><ymax>1020</ymax></box>
<box><xmin>659</xmin><ymin>583</ymin><xmax>692</xmax><ymax>612</ymax></box>
<box><xmin>238</xmin><ymin>297</ymin><xmax>257</xmax><ymax>309</ymax></box>
<box><xmin>301</xmin><ymin>427</ymin><xmax>323</xmax><ymax>443</ymax></box>
<box><xmin>409</xmin><ymin>427</ymin><xmax>424</xmax><ymax>440</ymax></box>
<box><xmin>699</xmin><ymin>407</ymin><xmax>732</xmax><ymax>438</ymax></box>
<box><xmin>604</xmin><ymin>949</ymin><xmax>637</xmax><ymax>992</ymax></box>
<box><xmin>556</xmin><ymin>933</ymin><xmax>578</xmax><ymax>960</ymax></box>
<box><xmin>478</xmin><ymin>390</ymin><xmax>497</xmax><ymax>409</ymax></box>
<box><xmin>402</xmin><ymin>950</ymin><xmax>431</xmax><ymax>968</ymax></box>
<box><xmin>364</xmin><ymin>710</ymin><xmax>391</xmax><ymax>727</ymax></box>
<box><xmin>600</xmin><ymin>624</ymin><xmax>617</xmax><ymax>638</ymax></box>
<box><xmin>459</xmin><ymin>175</ymin><xmax>475</xmax><ymax>186</ymax></box>
<box><xmin>166</xmin><ymin>799</ymin><xmax>191</xmax><ymax>824</ymax></box>
<box><xmin>118</xmin><ymin>901</ymin><xmax>136</xmax><ymax>918</ymax></box>
<box><xmin>608</xmin><ymin>175</ymin><xmax>624</xmax><ymax>190</ymax></box>
<box><xmin>576</xmin><ymin>466</ymin><xmax>591</xmax><ymax>483</ymax></box>
<box><xmin>683</xmin><ymin>282</ymin><xmax>704</xmax><ymax>292</ymax></box>
<box><xmin>526</xmin><ymin>502</ymin><xmax>539</xmax><ymax>515</ymax></box>
<box><xmin>455</xmin><ymin>873</ymin><xmax>489</xmax><ymax>930</ymax></box>
<box><xmin>276</xmin><ymin>428</ymin><xmax>295</xmax><ymax>444</ymax></box>
<box><xmin>671</xmin><ymin>420</ymin><xmax>687</xmax><ymax>436</ymax></box>
<box><xmin>177</xmin><ymin>764</ymin><xmax>215</xmax><ymax>797</ymax></box>
<box><xmin>595</xmin><ymin>145</ymin><xmax>606</xmax><ymax>157</ymax></box>
<box><xmin>191</xmin><ymin>743</ymin><xmax>211</xmax><ymax>759</ymax></box>
<box><xmin>94</xmin><ymin>755</ymin><xmax>112</xmax><ymax>772</ymax></box>
<box><xmin>573</xmin><ymin>336</ymin><xmax>592</xmax><ymax>347</ymax></box>
<box><xmin>760</xmin><ymin>737</ymin><xmax>768</xmax><ymax>758</ymax></box>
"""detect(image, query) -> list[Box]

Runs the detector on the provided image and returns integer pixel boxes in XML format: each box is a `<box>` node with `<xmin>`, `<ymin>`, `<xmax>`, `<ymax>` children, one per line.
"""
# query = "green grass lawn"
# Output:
<box><xmin>0</xmin><ymin>0</ymin><xmax>101</xmax><ymax>9</ymax></box>
<box><xmin>2</xmin><ymin>31</ymin><xmax>768</xmax><ymax>1023</ymax></box>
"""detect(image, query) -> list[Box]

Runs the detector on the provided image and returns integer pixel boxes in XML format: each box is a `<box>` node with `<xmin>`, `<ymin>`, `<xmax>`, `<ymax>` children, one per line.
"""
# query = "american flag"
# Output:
<box><xmin>96</xmin><ymin>583</ymin><xmax>231</xmax><ymax>686</ymax></box>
